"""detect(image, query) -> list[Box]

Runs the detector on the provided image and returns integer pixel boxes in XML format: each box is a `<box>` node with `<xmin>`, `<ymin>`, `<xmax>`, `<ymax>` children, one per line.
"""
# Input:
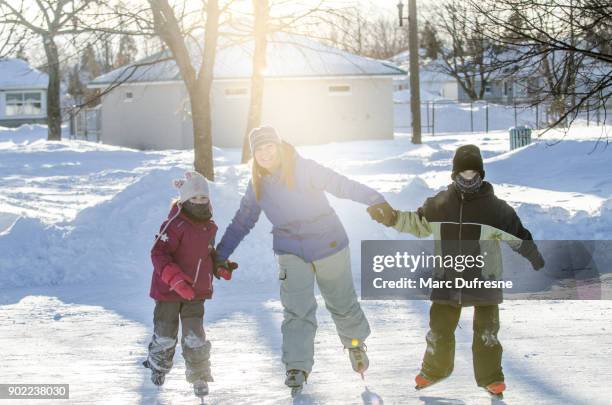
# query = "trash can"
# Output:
<box><xmin>509</xmin><ymin>126</ymin><xmax>532</xmax><ymax>150</ymax></box>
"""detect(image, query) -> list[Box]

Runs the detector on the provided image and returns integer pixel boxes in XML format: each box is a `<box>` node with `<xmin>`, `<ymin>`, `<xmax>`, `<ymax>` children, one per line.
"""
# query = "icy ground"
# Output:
<box><xmin>1</xmin><ymin>124</ymin><xmax>611</xmax><ymax>404</ymax></box>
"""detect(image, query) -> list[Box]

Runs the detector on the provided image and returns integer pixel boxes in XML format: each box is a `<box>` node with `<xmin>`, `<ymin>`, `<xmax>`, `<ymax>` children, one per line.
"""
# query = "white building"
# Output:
<box><xmin>390</xmin><ymin>51</ymin><xmax>537</xmax><ymax>104</ymax></box>
<box><xmin>0</xmin><ymin>59</ymin><xmax>48</xmax><ymax>127</ymax></box>
<box><xmin>89</xmin><ymin>34</ymin><xmax>405</xmax><ymax>149</ymax></box>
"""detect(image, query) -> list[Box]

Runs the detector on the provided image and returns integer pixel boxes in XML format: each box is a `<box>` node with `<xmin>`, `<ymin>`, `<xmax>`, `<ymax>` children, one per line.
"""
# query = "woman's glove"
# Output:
<box><xmin>161</xmin><ymin>263</ymin><xmax>195</xmax><ymax>300</ymax></box>
<box><xmin>367</xmin><ymin>202</ymin><xmax>398</xmax><ymax>227</ymax></box>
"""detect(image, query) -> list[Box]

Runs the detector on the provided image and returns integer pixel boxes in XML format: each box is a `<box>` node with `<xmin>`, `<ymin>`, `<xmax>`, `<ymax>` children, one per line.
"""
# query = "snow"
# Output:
<box><xmin>0</xmin><ymin>58</ymin><xmax>48</xmax><ymax>89</ymax></box>
<box><xmin>1</xmin><ymin>123</ymin><xmax>611</xmax><ymax>404</ymax></box>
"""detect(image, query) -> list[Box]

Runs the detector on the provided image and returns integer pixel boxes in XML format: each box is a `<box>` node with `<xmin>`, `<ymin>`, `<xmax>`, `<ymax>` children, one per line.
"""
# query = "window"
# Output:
<box><xmin>484</xmin><ymin>85</ymin><xmax>492</xmax><ymax>95</ymax></box>
<box><xmin>224</xmin><ymin>87</ymin><xmax>248</xmax><ymax>98</ymax></box>
<box><xmin>5</xmin><ymin>91</ymin><xmax>42</xmax><ymax>116</ymax></box>
<box><xmin>124</xmin><ymin>91</ymin><xmax>134</xmax><ymax>102</ymax></box>
<box><xmin>328</xmin><ymin>84</ymin><xmax>351</xmax><ymax>95</ymax></box>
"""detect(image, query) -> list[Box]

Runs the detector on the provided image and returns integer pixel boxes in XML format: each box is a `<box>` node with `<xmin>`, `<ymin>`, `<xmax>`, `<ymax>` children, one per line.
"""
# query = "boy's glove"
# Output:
<box><xmin>519</xmin><ymin>241</ymin><xmax>546</xmax><ymax>271</ymax></box>
<box><xmin>367</xmin><ymin>202</ymin><xmax>398</xmax><ymax>227</ymax></box>
<box><xmin>529</xmin><ymin>251</ymin><xmax>545</xmax><ymax>271</ymax></box>
<box><xmin>161</xmin><ymin>263</ymin><xmax>195</xmax><ymax>300</ymax></box>
<box><xmin>214</xmin><ymin>259</ymin><xmax>239</xmax><ymax>281</ymax></box>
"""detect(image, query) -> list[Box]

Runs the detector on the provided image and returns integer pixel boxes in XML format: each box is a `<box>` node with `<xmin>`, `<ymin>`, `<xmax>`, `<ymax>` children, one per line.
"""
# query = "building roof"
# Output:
<box><xmin>90</xmin><ymin>33</ymin><xmax>406</xmax><ymax>87</ymax></box>
<box><xmin>0</xmin><ymin>58</ymin><xmax>48</xmax><ymax>89</ymax></box>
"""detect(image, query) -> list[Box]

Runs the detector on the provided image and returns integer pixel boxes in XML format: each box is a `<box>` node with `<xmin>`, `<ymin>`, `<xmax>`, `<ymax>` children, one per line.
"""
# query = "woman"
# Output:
<box><xmin>215</xmin><ymin>126</ymin><xmax>395</xmax><ymax>395</ymax></box>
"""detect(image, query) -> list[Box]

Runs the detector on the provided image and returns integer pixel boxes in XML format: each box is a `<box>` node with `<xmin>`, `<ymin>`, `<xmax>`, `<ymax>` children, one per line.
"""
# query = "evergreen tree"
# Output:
<box><xmin>67</xmin><ymin>64</ymin><xmax>85</xmax><ymax>103</ymax></box>
<box><xmin>80</xmin><ymin>43</ymin><xmax>101</xmax><ymax>80</ymax></box>
<box><xmin>115</xmin><ymin>34</ymin><xmax>137</xmax><ymax>68</ymax></box>
<box><xmin>420</xmin><ymin>21</ymin><xmax>441</xmax><ymax>59</ymax></box>
<box><xmin>15</xmin><ymin>45</ymin><xmax>28</xmax><ymax>62</ymax></box>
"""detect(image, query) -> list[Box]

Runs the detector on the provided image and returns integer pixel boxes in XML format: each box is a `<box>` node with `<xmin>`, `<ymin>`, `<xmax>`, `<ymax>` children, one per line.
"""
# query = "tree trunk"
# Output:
<box><xmin>241</xmin><ymin>0</ymin><xmax>269</xmax><ymax>163</ymax></box>
<box><xmin>192</xmin><ymin>0</ymin><xmax>219</xmax><ymax>181</ymax></box>
<box><xmin>191</xmin><ymin>89</ymin><xmax>215</xmax><ymax>180</ymax></box>
<box><xmin>43</xmin><ymin>35</ymin><xmax>62</xmax><ymax>141</ymax></box>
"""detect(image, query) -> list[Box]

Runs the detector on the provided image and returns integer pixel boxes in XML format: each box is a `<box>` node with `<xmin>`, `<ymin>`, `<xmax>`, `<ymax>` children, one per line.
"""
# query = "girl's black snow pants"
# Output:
<box><xmin>146</xmin><ymin>300</ymin><xmax>213</xmax><ymax>383</ymax></box>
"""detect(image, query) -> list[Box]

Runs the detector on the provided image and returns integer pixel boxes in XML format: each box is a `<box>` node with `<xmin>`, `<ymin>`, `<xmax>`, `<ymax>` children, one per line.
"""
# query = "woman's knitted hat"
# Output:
<box><xmin>249</xmin><ymin>126</ymin><xmax>282</xmax><ymax>153</ymax></box>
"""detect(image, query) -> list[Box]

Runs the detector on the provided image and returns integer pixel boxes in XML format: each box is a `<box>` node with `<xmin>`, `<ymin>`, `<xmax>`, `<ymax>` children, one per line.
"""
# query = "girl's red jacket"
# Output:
<box><xmin>150</xmin><ymin>203</ymin><xmax>217</xmax><ymax>301</ymax></box>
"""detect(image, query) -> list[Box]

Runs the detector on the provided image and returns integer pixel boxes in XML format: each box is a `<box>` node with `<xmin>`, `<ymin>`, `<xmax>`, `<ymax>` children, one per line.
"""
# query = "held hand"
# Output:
<box><xmin>214</xmin><ymin>259</ymin><xmax>239</xmax><ymax>281</ymax></box>
<box><xmin>367</xmin><ymin>202</ymin><xmax>398</xmax><ymax>227</ymax></box>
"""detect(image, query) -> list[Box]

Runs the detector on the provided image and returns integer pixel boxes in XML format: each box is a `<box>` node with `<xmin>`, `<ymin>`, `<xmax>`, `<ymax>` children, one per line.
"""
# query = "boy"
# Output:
<box><xmin>370</xmin><ymin>145</ymin><xmax>544</xmax><ymax>398</ymax></box>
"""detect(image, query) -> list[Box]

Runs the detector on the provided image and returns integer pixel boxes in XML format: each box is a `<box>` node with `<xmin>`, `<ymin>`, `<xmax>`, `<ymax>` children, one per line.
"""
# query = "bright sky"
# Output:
<box><xmin>14</xmin><ymin>0</ymin><xmax>406</xmax><ymax>21</ymax></box>
<box><xmin>9</xmin><ymin>0</ymin><xmax>416</xmax><ymax>65</ymax></box>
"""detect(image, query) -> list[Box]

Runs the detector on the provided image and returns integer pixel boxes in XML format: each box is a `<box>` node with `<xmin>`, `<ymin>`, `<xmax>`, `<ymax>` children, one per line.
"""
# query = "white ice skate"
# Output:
<box><xmin>193</xmin><ymin>380</ymin><xmax>209</xmax><ymax>404</ymax></box>
<box><xmin>348</xmin><ymin>345</ymin><xmax>369</xmax><ymax>378</ymax></box>
<box><xmin>285</xmin><ymin>369</ymin><xmax>307</xmax><ymax>398</ymax></box>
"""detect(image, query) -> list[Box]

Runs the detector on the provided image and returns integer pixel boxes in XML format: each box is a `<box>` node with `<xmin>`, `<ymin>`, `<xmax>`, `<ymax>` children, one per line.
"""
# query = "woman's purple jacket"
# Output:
<box><xmin>216</xmin><ymin>154</ymin><xmax>385</xmax><ymax>262</ymax></box>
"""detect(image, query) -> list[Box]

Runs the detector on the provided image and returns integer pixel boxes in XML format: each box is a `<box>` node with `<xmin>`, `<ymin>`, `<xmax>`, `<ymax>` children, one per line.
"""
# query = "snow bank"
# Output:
<box><xmin>486</xmin><ymin>139</ymin><xmax>612</xmax><ymax>195</ymax></box>
<box><xmin>1</xmin><ymin>124</ymin><xmax>611</xmax><ymax>289</ymax></box>
<box><xmin>0</xmin><ymin>165</ymin><xmax>278</xmax><ymax>288</ymax></box>
<box><xmin>0</xmin><ymin>212</ymin><xmax>18</xmax><ymax>234</ymax></box>
<box><xmin>0</xmin><ymin>124</ymin><xmax>49</xmax><ymax>143</ymax></box>
<box><xmin>0</xmin><ymin>169</ymin><xmax>180</xmax><ymax>287</ymax></box>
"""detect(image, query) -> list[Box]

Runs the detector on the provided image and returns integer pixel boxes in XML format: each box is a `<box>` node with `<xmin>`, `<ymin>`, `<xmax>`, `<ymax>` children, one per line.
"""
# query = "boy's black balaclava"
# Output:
<box><xmin>452</xmin><ymin>144</ymin><xmax>485</xmax><ymax>194</ymax></box>
<box><xmin>182</xmin><ymin>201</ymin><xmax>212</xmax><ymax>222</ymax></box>
<box><xmin>455</xmin><ymin>172</ymin><xmax>483</xmax><ymax>194</ymax></box>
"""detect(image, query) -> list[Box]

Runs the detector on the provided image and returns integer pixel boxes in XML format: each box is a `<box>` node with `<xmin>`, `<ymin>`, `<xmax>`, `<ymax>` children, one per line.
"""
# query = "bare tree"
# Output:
<box><xmin>239</xmin><ymin>0</ymin><xmax>270</xmax><ymax>163</ymax></box>
<box><xmin>234</xmin><ymin>0</ymin><xmax>364</xmax><ymax>162</ymax></box>
<box><xmin>465</xmin><ymin>0</ymin><xmax>611</xmax><ymax>128</ymax></box>
<box><xmin>323</xmin><ymin>7</ymin><xmax>409</xmax><ymax>60</ymax></box>
<box><xmin>432</xmin><ymin>0</ymin><xmax>503</xmax><ymax>101</ymax></box>
<box><xmin>148</xmin><ymin>0</ymin><xmax>220</xmax><ymax>180</ymax></box>
<box><xmin>0</xmin><ymin>17</ymin><xmax>29</xmax><ymax>58</ymax></box>
<box><xmin>0</xmin><ymin>0</ymin><xmax>101</xmax><ymax>141</ymax></box>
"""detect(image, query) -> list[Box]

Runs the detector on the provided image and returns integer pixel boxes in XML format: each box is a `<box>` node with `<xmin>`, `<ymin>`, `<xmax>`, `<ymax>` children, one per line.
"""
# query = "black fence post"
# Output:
<box><xmin>586</xmin><ymin>100</ymin><xmax>590</xmax><ymax>126</ymax></box>
<box><xmin>69</xmin><ymin>108</ymin><xmax>75</xmax><ymax>139</ymax></box>
<box><xmin>485</xmin><ymin>101</ymin><xmax>489</xmax><ymax>133</ymax></box>
<box><xmin>432</xmin><ymin>101</ymin><xmax>435</xmax><ymax>136</ymax></box>
<box><xmin>426</xmin><ymin>101</ymin><xmax>430</xmax><ymax>135</ymax></box>
<box><xmin>470</xmin><ymin>102</ymin><xmax>473</xmax><ymax>132</ymax></box>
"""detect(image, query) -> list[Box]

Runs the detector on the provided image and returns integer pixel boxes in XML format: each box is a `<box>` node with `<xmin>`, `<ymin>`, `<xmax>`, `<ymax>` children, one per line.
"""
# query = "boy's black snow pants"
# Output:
<box><xmin>421</xmin><ymin>302</ymin><xmax>504</xmax><ymax>387</ymax></box>
<box><xmin>146</xmin><ymin>300</ymin><xmax>213</xmax><ymax>383</ymax></box>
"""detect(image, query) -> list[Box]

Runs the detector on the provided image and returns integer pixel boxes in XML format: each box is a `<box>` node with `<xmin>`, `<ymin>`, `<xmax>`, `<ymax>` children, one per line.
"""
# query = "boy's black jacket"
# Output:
<box><xmin>415</xmin><ymin>181</ymin><xmax>541</xmax><ymax>306</ymax></box>
<box><xmin>419</xmin><ymin>181</ymin><xmax>532</xmax><ymax>242</ymax></box>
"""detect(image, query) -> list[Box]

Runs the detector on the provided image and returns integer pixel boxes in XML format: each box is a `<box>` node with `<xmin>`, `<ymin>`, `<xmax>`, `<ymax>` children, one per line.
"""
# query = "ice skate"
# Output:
<box><xmin>285</xmin><ymin>369</ymin><xmax>307</xmax><ymax>398</ymax></box>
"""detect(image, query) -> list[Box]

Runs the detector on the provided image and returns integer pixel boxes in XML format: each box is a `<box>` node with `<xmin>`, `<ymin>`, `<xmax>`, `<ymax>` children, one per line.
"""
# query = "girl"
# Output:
<box><xmin>215</xmin><ymin>126</ymin><xmax>394</xmax><ymax>396</ymax></box>
<box><xmin>143</xmin><ymin>171</ymin><xmax>235</xmax><ymax>399</ymax></box>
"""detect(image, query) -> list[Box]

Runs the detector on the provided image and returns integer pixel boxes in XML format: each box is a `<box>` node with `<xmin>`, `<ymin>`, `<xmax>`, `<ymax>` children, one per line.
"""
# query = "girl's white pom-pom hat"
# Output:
<box><xmin>173</xmin><ymin>171</ymin><xmax>210</xmax><ymax>203</ymax></box>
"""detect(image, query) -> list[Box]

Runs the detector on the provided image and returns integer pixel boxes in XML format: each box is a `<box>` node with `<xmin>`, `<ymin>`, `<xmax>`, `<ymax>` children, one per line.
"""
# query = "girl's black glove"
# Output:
<box><xmin>211</xmin><ymin>250</ymin><xmax>239</xmax><ymax>280</ymax></box>
<box><xmin>214</xmin><ymin>259</ymin><xmax>238</xmax><ymax>280</ymax></box>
